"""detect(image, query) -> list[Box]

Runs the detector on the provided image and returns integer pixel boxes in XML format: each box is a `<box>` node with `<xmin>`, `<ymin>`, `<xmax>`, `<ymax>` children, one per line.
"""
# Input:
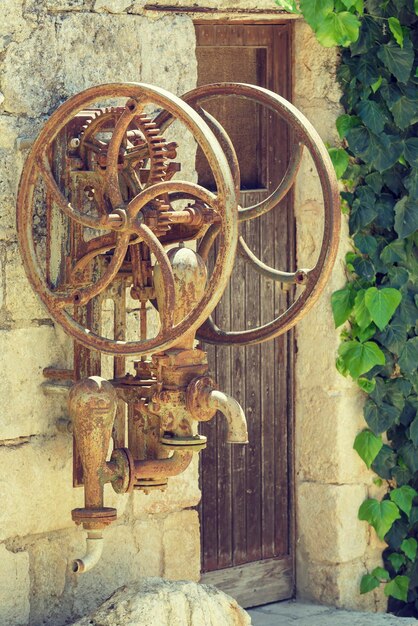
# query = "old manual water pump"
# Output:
<box><xmin>16</xmin><ymin>82</ymin><xmax>340</xmax><ymax>572</ymax></box>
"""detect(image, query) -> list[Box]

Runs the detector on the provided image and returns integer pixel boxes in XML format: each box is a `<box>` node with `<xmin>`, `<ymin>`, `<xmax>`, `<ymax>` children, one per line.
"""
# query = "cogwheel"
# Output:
<box><xmin>78</xmin><ymin>106</ymin><xmax>170</xmax><ymax>191</ymax></box>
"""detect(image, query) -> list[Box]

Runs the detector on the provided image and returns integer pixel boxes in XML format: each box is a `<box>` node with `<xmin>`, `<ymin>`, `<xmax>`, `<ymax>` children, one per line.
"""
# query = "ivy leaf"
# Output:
<box><xmin>372</xmin><ymin>445</ymin><xmax>397</xmax><ymax>479</ymax></box>
<box><xmin>399</xmin><ymin>442</ymin><xmax>418</xmax><ymax>473</ymax></box>
<box><xmin>354</xmin><ymin>233</ymin><xmax>378</xmax><ymax>256</ymax></box>
<box><xmin>370</xmin><ymin>133</ymin><xmax>404</xmax><ymax>173</ymax></box>
<box><xmin>346</xmin><ymin>125</ymin><xmax>371</xmax><ymax>158</ymax></box>
<box><xmin>372</xmin><ymin>566</ymin><xmax>390</xmax><ymax>580</ymax></box>
<box><xmin>339</xmin><ymin>340</ymin><xmax>385</xmax><ymax>378</ymax></box>
<box><xmin>409</xmin><ymin>416</ymin><xmax>418</xmax><ymax>447</ymax></box>
<box><xmin>358</xmin><ymin>498</ymin><xmax>401</xmax><ymax>540</ymax></box>
<box><xmin>415</xmin><ymin>0</ymin><xmax>418</xmax><ymax>15</ymax></box>
<box><xmin>299</xmin><ymin>0</ymin><xmax>333</xmax><ymax>29</ymax></box>
<box><xmin>357</xmin><ymin>100</ymin><xmax>388</xmax><ymax>134</ymax></box>
<box><xmin>364</xmin><ymin>172</ymin><xmax>383</xmax><ymax>194</ymax></box>
<box><xmin>388</xmin><ymin>17</ymin><xmax>404</xmax><ymax>48</ymax></box>
<box><xmin>390</xmin><ymin>485</ymin><xmax>418</xmax><ymax>517</ymax></box>
<box><xmin>374</xmin><ymin>193</ymin><xmax>396</xmax><ymax>229</ymax></box>
<box><xmin>356</xmin><ymin>57</ymin><xmax>380</xmax><ymax>85</ymax></box>
<box><xmin>380</xmin><ymin>239</ymin><xmax>407</xmax><ymax>264</ymax></box>
<box><xmin>331</xmin><ymin>287</ymin><xmax>355</xmax><ymax>327</ymax></box>
<box><xmin>401</xmin><ymin>538</ymin><xmax>418</xmax><ymax>561</ymax></box>
<box><xmin>316</xmin><ymin>11</ymin><xmax>361</xmax><ymax>48</ymax></box>
<box><xmin>328</xmin><ymin>147</ymin><xmax>349</xmax><ymax>178</ymax></box>
<box><xmin>354</xmin><ymin>290</ymin><xmax>373</xmax><ymax>330</ymax></box>
<box><xmin>386</xmin><ymin>267</ymin><xmax>409</xmax><ymax>289</ymax></box>
<box><xmin>377</xmin><ymin>39</ymin><xmax>414</xmax><ymax>84</ymax></box>
<box><xmin>384</xmin><ymin>575</ymin><xmax>409</xmax><ymax>601</ymax></box>
<box><xmin>358</xmin><ymin>377</ymin><xmax>376</xmax><ymax>393</ymax></box>
<box><xmin>354</xmin><ymin>430</ymin><xmax>383</xmax><ymax>468</ymax></box>
<box><xmin>399</xmin><ymin>337</ymin><xmax>418</xmax><ymax>376</ymax></box>
<box><xmin>371</xmin><ymin>75</ymin><xmax>383</xmax><ymax>93</ymax></box>
<box><xmin>342</xmin><ymin>0</ymin><xmax>363</xmax><ymax>10</ymax></box>
<box><xmin>378</xmin><ymin>319</ymin><xmax>407</xmax><ymax>356</ymax></box>
<box><xmin>384</xmin><ymin>85</ymin><xmax>418</xmax><ymax>130</ymax></box>
<box><xmin>336</xmin><ymin>114</ymin><xmax>361</xmax><ymax>139</ymax></box>
<box><xmin>349</xmin><ymin>201</ymin><xmax>378</xmax><ymax>234</ymax></box>
<box><xmin>394</xmin><ymin>197</ymin><xmax>418</xmax><ymax>239</ymax></box>
<box><xmin>364</xmin><ymin>287</ymin><xmax>402</xmax><ymax>331</ymax></box>
<box><xmin>360</xmin><ymin>574</ymin><xmax>380</xmax><ymax>594</ymax></box>
<box><xmin>353</xmin><ymin>256</ymin><xmax>376</xmax><ymax>281</ymax></box>
<box><xmin>351</xmin><ymin>15</ymin><xmax>383</xmax><ymax>55</ymax></box>
<box><xmin>404</xmin><ymin>169</ymin><xmax>418</xmax><ymax>199</ymax></box>
<box><xmin>388</xmin><ymin>552</ymin><xmax>406</xmax><ymax>573</ymax></box>
<box><xmin>364</xmin><ymin>399</ymin><xmax>400</xmax><ymax>434</ymax></box>
<box><xmin>404</xmin><ymin>138</ymin><xmax>418</xmax><ymax>167</ymax></box>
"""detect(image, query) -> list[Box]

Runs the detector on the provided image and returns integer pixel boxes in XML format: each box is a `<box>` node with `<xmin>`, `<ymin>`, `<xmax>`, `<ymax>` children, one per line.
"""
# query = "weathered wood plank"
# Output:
<box><xmin>200</xmin><ymin>557</ymin><xmax>293</xmax><ymax>609</ymax></box>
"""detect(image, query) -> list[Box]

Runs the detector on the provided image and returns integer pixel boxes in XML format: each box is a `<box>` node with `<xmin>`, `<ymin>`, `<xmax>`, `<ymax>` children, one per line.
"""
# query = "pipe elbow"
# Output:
<box><xmin>72</xmin><ymin>531</ymin><xmax>104</xmax><ymax>574</ymax></box>
<box><xmin>207</xmin><ymin>389</ymin><xmax>248</xmax><ymax>444</ymax></box>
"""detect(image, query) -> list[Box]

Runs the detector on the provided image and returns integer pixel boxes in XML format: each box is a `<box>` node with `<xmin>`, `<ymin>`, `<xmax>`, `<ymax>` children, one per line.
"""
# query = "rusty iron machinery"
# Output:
<box><xmin>16</xmin><ymin>82</ymin><xmax>340</xmax><ymax>573</ymax></box>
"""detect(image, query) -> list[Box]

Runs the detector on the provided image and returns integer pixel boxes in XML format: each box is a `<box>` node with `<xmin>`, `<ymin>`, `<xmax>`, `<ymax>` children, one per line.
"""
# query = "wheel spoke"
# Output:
<box><xmin>37</xmin><ymin>152</ymin><xmax>111</xmax><ymax>230</ymax></box>
<box><xmin>238</xmin><ymin>236</ymin><xmax>311</xmax><ymax>285</ymax></box>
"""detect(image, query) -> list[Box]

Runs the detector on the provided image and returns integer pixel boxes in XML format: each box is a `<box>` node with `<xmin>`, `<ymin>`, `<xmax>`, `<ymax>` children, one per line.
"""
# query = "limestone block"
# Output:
<box><xmin>297</xmin><ymin>103</ymin><xmax>342</xmax><ymax>145</ymax></box>
<box><xmin>138</xmin><ymin>15</ymin><xmax>197</xmax><ymax>97</ymax></box>
<box><xmin>132</xmin><ymin>454</ymin><xmax>200</xmax><ymax>516</ymax></box>
<box><xmin>94</xmin><ymin>0</ymin><xmax>133</xmax><ymax>11</ymax></box>
<box><xmin>42</xmin><ymin>0</ymin><xmax>94</xmax><ymax>10</ymax></box>
<box><xmin>296</xmin><ymin>556</ymin><xmax>387</xmax><ymax>613</ymax></box>
<box><xmin>0</xmin><ymin>433</ymin><xmax>128</xmax><ymax>540</ymax></box>
<box><xmin>4</xmin><ymin>243</ymin><xmax>50</xmax><ymax>322</ymax></box>
<box><xmin>297</xmin><ymin>483</ymin><xmax>368</xmax><ymax>563</ymax></box>
<box><xmin>0</xmin><ymin>327</ymin><xmax>71</xmax><ymax>440</ymax></box>
<box><xmin>0</xmin><ymin>147</ymin><xmax>20</xmax><ymax>240</ymax></box>
<box><xmin>28</xmin><ymin>533</ymin><xmax>71</xmax><ymax>626</ymax></box>
<box><xmin>0</xmin><ymin>544</ymin><xmax>30</xmax><ymax>626</ymax></box>
<box><xmin>296</xmin><ymin>387</ymin><xmax>372</xmax><ymax>484</ymax></box>
<box><xmin>1</xmin><ymin>22</ymin><xmax>61</xmax><ymax>116</ymax></box>
<box><xmin>0</xmin><ymin>436</ymin><xmax>82</xmax><ymax>540</ymax></box>
<box><xmin>72</xmin><ymin>522</ymin><xmax>144</xmax><ymax>617</ymax></box>
<box><xmin>163</xmin><ymin>509</ymin><xmax>200</xmax><ymax>581</ymax></box>
<box><xmin>294</xmin><ymin>22</ymin><xmax>341</xmax><ymax>106</ymax></box>
<box><xmin>134</xmin><ymin>517</ymin><xmax>164</xmax><ymax>577</ymax></box>
<box><xmin>70</xmin><ymin>577</ymin><xmax>251</xmax><ymax>625</ymax></box>
<box><xmin>0</xmin><ymin>0</ymin><xmax>33</xmax><ymax>53</ymax></box>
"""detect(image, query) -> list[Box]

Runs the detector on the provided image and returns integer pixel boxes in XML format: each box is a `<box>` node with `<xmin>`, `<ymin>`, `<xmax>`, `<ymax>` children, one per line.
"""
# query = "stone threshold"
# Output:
<box><xmin>247</xmin><ymin>601</ymin><xmax>417</xmax><ymax>625</ymax></box>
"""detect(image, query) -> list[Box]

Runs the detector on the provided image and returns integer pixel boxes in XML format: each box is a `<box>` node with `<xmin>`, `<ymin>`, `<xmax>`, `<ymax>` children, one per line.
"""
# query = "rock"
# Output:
<box><xmin>70</xmin><ymin>578</ymin><xmax>251</xmax><ymax>625</ymax></box>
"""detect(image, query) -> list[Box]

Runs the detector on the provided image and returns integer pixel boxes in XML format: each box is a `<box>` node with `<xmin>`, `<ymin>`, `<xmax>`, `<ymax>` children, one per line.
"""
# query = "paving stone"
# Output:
<box><xmin>248</xmin><ymin>602</ymin><xmax>416</xmax><ymax>626</ymax></box>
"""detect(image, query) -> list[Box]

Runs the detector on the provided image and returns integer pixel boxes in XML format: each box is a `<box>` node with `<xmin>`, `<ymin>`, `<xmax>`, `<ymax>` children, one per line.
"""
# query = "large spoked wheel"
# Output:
<box><xmin>157</xmin><ymin>82</ymin><xmax>341</xmax><ymax>346</ymax></box>
<box><xmin>17</xmin><ymin>82</ymin><xmax>238</xmax><ymax>356</ymax></box>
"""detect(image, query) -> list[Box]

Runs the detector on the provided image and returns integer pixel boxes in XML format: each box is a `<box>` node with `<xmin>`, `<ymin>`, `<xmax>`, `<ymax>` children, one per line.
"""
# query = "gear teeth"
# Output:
<box><xmin>78</xmin><ymin>105</ymin><xmax>172</xmax><ymax>189</ymax></box>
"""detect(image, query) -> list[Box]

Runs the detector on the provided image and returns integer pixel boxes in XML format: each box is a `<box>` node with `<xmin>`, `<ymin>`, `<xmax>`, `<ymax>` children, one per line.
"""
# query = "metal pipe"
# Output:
<box><xmin>206</xmin><ymin>389</ymin><xmax>248</xmax><ymax>444</ymax></box>
<box><xmin>72</xmin><ymin>531</ymin><xmax>104</xmax><ymax>574</ymax></box>
<box><xmin>134</xmin><ymin>450</ymin><xmax>192</xmax><ymax>480</ymax></box>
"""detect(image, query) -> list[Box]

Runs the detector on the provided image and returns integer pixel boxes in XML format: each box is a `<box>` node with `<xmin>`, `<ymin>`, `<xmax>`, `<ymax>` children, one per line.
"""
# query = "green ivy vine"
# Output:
<box><xmin>277</xmin><ymin>0</ymin><xmax>418</xmax><ymax>616</ymax></box>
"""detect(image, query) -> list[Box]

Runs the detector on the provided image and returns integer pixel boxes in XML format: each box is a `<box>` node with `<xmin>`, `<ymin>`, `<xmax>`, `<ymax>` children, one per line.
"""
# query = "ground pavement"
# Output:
<box><xmin>247</xmin><ymin>601</ymin><xmax>417</xmax><ymax>625</ymax></box>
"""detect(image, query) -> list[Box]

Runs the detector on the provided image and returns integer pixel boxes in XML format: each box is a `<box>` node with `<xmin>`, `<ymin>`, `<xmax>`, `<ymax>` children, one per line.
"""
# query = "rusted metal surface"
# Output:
<box><xmin>159</xmin><ymin>82</ymin><xmax>341</xmax><ymax>346</ymax></box>
<box><xmin>16</xmin><ymin>82</ymin><xmax>340</xmax><ymax>571</ymax></box>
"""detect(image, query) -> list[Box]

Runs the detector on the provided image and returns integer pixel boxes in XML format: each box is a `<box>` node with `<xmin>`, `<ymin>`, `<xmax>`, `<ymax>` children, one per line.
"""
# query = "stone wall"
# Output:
<box><xmin>0</xmin><ymin>4</ymin><xmax>200</xmax><ymax>626</ymax></box>
<box><xmin>0</xmin><ymin>1</ymin><xmax>384</xmax><ymax>624</ymax></box>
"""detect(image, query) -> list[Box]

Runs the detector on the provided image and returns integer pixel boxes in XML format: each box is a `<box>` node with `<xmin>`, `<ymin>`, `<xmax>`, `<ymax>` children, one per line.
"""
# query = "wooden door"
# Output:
<box><xmin>196</xmin><ymin>23</ymin><xmax>295</xmax><ymax>608</ymax></box>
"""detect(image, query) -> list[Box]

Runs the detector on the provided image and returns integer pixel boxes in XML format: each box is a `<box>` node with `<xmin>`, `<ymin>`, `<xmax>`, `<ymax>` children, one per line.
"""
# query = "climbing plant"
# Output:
<box><xmin>277</xmin><ymin>0</ymin><xmax>418</xmax><ymax>616</ymax></box>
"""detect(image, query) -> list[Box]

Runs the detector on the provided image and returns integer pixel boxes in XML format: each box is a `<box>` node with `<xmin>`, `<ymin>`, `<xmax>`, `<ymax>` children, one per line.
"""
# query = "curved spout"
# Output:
<box><xmin>206</xmin><ymin>390</ymin><xmax>249</xmax><ymax>444</ymax></box>
<box><xmin>72</xmin><ymin>530</ymin><xmax>104</xmax><ymax>574</ymax></box>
